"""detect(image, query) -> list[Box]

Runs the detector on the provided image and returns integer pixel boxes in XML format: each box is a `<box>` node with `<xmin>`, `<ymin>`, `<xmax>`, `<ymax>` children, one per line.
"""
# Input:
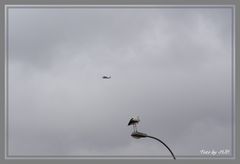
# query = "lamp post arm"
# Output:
<box><xmin>146</xmin><ymin>135</ymin><xmax>176</xmax><ymax>160</ymax></box>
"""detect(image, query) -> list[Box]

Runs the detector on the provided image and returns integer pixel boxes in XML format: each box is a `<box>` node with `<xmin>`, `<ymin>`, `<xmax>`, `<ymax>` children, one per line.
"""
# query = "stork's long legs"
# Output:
<box><xmin>133</xmin><ymin>124</ymin><xmax>138</xmax><ymax>132</ymax></box>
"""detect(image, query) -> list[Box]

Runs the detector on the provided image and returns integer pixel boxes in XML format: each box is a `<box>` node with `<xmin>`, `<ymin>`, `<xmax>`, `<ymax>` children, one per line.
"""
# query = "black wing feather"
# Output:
<box><xmin>128</xmin><ymin>118</ymin><xmax>134</xmax><ymax>126</ymax></box>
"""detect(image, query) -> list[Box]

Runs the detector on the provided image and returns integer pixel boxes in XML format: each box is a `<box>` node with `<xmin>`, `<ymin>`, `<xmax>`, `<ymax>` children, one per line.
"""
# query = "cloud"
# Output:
<box><xmin>8</xmin><ymin>7</ymin><xmax>233</xmax><ymax>156</ymax></box>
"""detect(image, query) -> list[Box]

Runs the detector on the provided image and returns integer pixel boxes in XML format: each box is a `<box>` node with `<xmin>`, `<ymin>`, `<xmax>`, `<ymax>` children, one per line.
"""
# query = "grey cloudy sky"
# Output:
<box><xmin>8</xmin><ymin>7</ymin><xmax>233</xmax><ymax>157</ymax></box>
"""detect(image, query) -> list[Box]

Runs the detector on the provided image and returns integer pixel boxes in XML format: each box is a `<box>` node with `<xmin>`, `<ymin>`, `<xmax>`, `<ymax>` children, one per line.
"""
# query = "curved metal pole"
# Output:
<box><xmin>146</xmin><ymin>135</ymin><xmax>176</xmax><ymax>160</ymax></box>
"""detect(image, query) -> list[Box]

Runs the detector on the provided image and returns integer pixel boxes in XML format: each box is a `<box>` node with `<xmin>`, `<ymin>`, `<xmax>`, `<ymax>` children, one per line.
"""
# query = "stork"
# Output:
<box><xmin>102</xmin><ymin>76</ymin><xmax>111</xmax><ymax>79</ymax></box>
<box><xmin>128</xmin><ymin>116</ymin><xmax>140</xmax><ymax>132</ymax></box>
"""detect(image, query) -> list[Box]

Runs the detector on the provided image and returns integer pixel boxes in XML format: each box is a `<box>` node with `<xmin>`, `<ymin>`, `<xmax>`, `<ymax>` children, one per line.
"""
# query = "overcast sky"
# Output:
<box><xmin>8</xmin><ymin>7</ymin><xmax>233</xmax><ymax>157</ymax></box>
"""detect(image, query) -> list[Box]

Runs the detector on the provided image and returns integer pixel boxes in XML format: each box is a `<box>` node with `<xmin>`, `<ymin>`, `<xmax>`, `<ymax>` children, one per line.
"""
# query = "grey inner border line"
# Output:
<box><xmin>7</xmin><ymin>155</ymin><xmax>234</xmax><ymax>157</ymax></box>
<box><xmin>232</xmin><ymin>4</ymin><xmax>236</xmax><ymax>159</ymax></box>
<box><xmin>6</xmin><ymin>155</ymin><xmax>235</xmax><ymax>158</ymax></box>
<box><xmin>4</xmin><ymin>5</ymin><xmax>236</xmax><ymax>159</ymax></box>
<box><xmin>5</xmin><ymin>5</ymin><xmax>235</xmax><ymax>8</ymax></box>
<box><xmin>4</xmin><ymin>4</ymin><xmax>9</xmax><ymax>160</ymax></box>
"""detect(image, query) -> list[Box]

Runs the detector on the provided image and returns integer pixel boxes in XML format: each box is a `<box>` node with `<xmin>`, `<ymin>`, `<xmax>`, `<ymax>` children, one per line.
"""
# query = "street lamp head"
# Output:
<box><xmin>131</xmin><ymin>131</ymin><xmax>148</xmax><ymax>139</ymax></box>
